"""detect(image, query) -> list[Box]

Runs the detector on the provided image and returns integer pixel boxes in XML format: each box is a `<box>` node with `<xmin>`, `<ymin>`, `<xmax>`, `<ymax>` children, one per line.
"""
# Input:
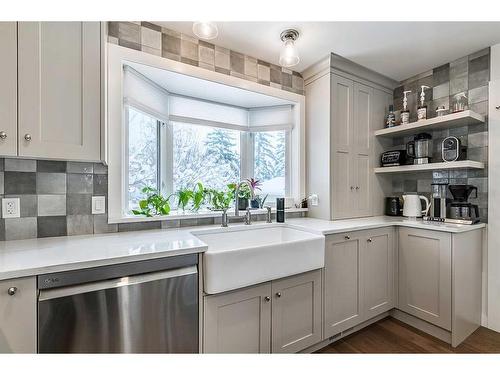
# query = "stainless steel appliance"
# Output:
<box><xmin>430</xmin><ymin>183</ymin><xmax>448</xmax><ymax>219</ymax></box>
<box><xmin>407</xmin><ymin>133</ymin><xmax>432</xmax><ymax>164</ymax></box>
<box><xmin>447</xmin><ymin>184</ymin><xmax>480</xmax><ymax>224</ymax></box>
<box><xmin>38</xmin><ymin>254</ymin><xmax>199</xmax><ymax>353</ymax></box>
<box><xmin>442</xmin><ymin>136</ymin><xmax>467</xmax><ymax>162</ymax></box>
<box><xmin>381</xmin><ymin>150</ymin><xmax>407</xmax><ymax>167</ymax></box>
<box><xmin>385</xmin><ymin>196</ymin><xmax>402</xmax><ymax>216</ymax></box>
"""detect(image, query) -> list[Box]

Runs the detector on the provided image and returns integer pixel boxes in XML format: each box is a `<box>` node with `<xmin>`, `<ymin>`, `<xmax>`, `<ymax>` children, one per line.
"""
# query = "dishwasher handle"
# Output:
<box><xmin>39</xmin><ymin>266</ymin><xmax>197</xmax><ymax>302</ymax></box>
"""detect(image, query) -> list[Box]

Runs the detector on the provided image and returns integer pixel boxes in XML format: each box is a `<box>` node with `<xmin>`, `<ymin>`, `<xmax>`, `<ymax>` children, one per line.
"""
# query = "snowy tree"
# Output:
<box><xmin>204</xmin><ymin>128</ymin><xmax>240</xmax><ymax>179</ymax></box>
<box><xmin>254</xmin><ymin>132</ymin><xmax>275</xmax><ymax>180</ymax></box>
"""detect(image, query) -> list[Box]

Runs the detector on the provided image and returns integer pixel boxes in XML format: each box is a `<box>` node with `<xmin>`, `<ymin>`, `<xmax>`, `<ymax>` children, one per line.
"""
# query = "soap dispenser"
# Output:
<box><xmin>417</xmin><ymin>85</ymin><xmax>430</xmax><ymax>121</ymax></box>
<box><xmin>401</xmin><ymin>90</ymin><xmax>411</xmax><ymax>125</ymax></box>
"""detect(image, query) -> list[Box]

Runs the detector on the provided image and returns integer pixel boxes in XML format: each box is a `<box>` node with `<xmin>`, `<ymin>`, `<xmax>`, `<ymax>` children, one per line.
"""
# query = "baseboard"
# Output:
<box><xmin>301</xmin><ymin>312</ymin><xmax>390</xmax><ymax>353</ymax></box>
<box><xmin>390</xmin><ymin>309</ymin><xmax>452</xmax><ymax>344</ymax></box>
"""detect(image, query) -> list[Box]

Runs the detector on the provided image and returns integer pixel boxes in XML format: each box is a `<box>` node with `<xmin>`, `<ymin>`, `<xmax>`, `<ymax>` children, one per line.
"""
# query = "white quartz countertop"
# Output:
<box><xmin>0</xmin><ymin>229</ymin><xmax>207</xmax><ymax>281</ymax></box>
<box><xmin>286</xmin><ymin>216</ymin><xmax>486</xmax><ymax>235</ymax></box>
<box><xmin>0</xmin><ymin>216</ymin><xmax>486</xmax><ymax>281</ymax></box>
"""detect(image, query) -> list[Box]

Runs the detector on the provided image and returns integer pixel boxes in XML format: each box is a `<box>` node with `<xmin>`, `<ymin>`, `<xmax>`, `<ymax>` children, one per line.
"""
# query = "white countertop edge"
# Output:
<box><xmin>108</xmin><ymin>207</ymin><xmax>308</xmax><ymax>224</ymax></box>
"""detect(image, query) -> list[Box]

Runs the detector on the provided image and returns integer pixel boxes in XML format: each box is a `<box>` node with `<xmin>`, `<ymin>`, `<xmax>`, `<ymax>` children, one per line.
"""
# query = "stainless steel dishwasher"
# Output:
<box><xmin>37</xmin><ymin>254</ymin><xmax>199</xmax><ymax>353</ymax></box>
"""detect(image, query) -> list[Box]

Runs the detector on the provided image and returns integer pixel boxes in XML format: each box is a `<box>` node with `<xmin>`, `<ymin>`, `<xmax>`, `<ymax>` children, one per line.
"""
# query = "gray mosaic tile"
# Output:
<box><xmin>469</xmin><ymin>53</ymin><xmax>489</xmax><ymax>74</ymax></box>
<box><xmin>450</xmin><ymin>74</ymin><xmax>468</xmax><ymax>95</ymax></box>
<box><xmin>468</xmin><ymin>147</ymin><xmax>488</xmax><ymax>163</ymax></box>
<box><xmin>67</xmin><ymin>215</ymin><xmax>94</xmax><ymax>236</ymax></box>
<box><xmin>93</xmin><ymin>174</ymin><xmax>108</xmax><ymax>195</ymax></box>
<box><xmin>141</xmin><ymin>26</ymin><xmax>161</xmax><ymax>50</ymax></box>
<box><xmin>0</xmin><ymin>172</ymin><xmax>3</xmax><ymax>195</ymax></box>
<box><xmin>4</xmin><ymin>172</ymin><xmax>36</xmax><ymax>194</ymax></box>
<box><xmin>179</xmin><ymin>218</ymin><xmax>200</xmax><ymax>227</ymax></box>
<box><xmin>244</xmin><ymin>57</ymin><xmax>258</xmax><ymax>78</ymax></box>
<box><xmin>119</xmin><ymin>39</ymin><xmax>141</xmax><ymax>51</ymax></box>
<box><xmin>180</xmin><ymin>57</ymin><xmax>198</xmax><ymax>67</ymax></box>
<box><xmin>162</xmin><ymin>34</ymin><xmax>181</xmax><ymax>55</ymax></box>
<box><xmin>0</xmin><ymin>159</ymin><xmax>3</xmax><ymax>172</ymax></box>
<box><xmin>161</xmin><ymin>219</ymin><xmax>181</xmax><ymax>229</ymax></box>
<box><xmin>37</xmin><ymin>160</ymin><xmax>66</xmax><ymax>173</ymax></box>
<box><xmin>38</xmin><ymin>194</ymin><xmax>66</xmax><ymax>216</ymax></box>
<box><xmin>433</xmin><ymin>63</ymin><xmax>450</xmax><ymax>86</ymax></box>
<box><xmin>108</xmin><ymin>21</ymin><xmax>119</xmax><ymax>38</ymax></box>
<box><xmin>118</xmin><ymin>22</ymin><xmax>140</xmax><ymax>44</ymax></box>
<box><xmin>181</xmin><ymin>39</ymin><xmax>198</xmax><ymax>61</ymax></box>
<box><xmin>67</xmin><ymin>173</ymin><xmax>93</xmax><ymax>194</ymax></box>
<box><xmin>433</xmin><ymin>82</ymin><xmax>449</xmax><ymax>100</ymax></box>
<box><xmin>215</xmin><ymin>50</ymin><xmax>230</xmax><ymax>70</ymax></box>
<box><xmin>93</xmin><ymin>163</ymin><xmax>108</xmax><ymax>174</ymax></box>
<box><xmin>67</xmin><ymin>194</ymin><xmax>92</xmax><ymax>215</ymax></box>
<box><xmin>4</xmin><ymin>217</ymin><xmax>37</xmax><ymax>241</ymax></box>
<box><xmin>468</xmin><ymin>132</ymin><xmax>488</xmax><ymax>148</ymax></box>
<box><xmin>469</xmin><ymin>69</ymin><xmax>489</xmax><ymax>90</ymax></box>
<box><xmin>230</xmin><ymin>51</ymin><xmax>244</xmax><ymax>74</ymax></box>
<box><xmin>93</xmin><ymin>214</ymin><xmax>118</xmax><ymax>234</ymax></box>
<box><xmin>37</xmin><ymin>173</ymin><xmax>66</xmax><ymax>194</ymax></box>
<box><xmin>141</xmin><ymin>22</ymin><xmax>161</xmax><ymax>32</ymax></box>
<box><xmin>118</xmin><ymin>221</ymin><xmax>161</xmax><ymax>232</ymax></box>
<box><xmin>4</xmin><ymin>159</ymin><xmax>36</xmax><ymax>172</ymax></box>
<box><xmin>282</xmin><ymin>72</ymin><xmax>292</xmax><ymax>88</ymax></box>
<box><xmin>270</xmin><ymin>66</ymin><xmax>282</xmax><ymax>84</ymax></box>
<box><xmin>199</xmin><ymin>45</ymin><xmax>215</xmax><ymax>66</ymax></box>
<box><xmin>67</xmin><ymin>162</ymin><xmax>93</xmax><ymax>174</ymax></box>
<box><xmin>468</xmin><ymin>86</ymin><xmax>488</xmax><ymax>104</ymax></box>
<box><xmin>37</xmin><ymin>216</ymin><xmax>67</xmax><ymax>238</ymax></box>
<box><xmin>258</xmin><ymin>64</ymin><xmax>270</xmax><ymax>82</ymax></box>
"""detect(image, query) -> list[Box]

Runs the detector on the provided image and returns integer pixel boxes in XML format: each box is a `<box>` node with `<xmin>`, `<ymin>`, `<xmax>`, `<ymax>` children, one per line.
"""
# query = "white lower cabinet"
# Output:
<box><xmin>398</xmin><ymin>227</ymin><xmax>452</xmax><ymax>330</ymax></box>
<box><xmin>203</xmin><ymin>270</ymin><xmax>322</xmax><ymax>353</ymax></box>
<box><xmin>0</xmin><ymin>277</ymin><xmax>37</xmax><ymax>353</ymax></box>
<box><xmin>324</xmin><ymin>228</ymin><xmax>395</xmax><ymax>338</ymax></box>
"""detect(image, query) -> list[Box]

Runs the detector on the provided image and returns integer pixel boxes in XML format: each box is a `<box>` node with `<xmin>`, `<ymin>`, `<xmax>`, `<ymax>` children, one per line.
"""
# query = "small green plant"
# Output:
<box><xmin>177</xmin><ymin>187</ymin><xmax>193</xmax><ymax>212</ymax></box>
<box><xmin>132</xmin><ymin>187</ymin><xmax>173</xmax><ymax>217</ymax></box>
<box><xmin>207</xmin><ymin>188</ymin><xmax>233</xmax><ymax>211</ymax></box>
<box><xmin>192</xmin><ymin>182</ymin><xmax>208</xmax><ymax>212</ymax></box>
<box><xmin>227</xmin><ymin>182</ymin><xmax>252</xmax><ymax>200</ymax></box>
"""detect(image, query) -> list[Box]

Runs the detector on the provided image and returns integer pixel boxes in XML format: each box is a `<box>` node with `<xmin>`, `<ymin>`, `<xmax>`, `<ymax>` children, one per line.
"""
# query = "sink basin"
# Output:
<box><xmin>192</xmin><ymin>224</ymin><xmax>325</xmax><ymax>294</ymax></box>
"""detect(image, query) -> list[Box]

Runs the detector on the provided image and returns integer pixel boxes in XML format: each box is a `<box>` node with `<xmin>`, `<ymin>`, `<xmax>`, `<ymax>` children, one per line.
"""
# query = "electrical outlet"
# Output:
<box><xmin>310</xmin><ymin>194</ymin><xmax>319</xmax><ymax>206</ymax></box>
<box><xmin>2</xmin><ymin>198</ymin><xmax>20</xmax><ymax>218</ymax></box>
<box><xmin>92</xmin><ymin>196</ymin><xmax>106</xmax><ymax>214</ymax></box>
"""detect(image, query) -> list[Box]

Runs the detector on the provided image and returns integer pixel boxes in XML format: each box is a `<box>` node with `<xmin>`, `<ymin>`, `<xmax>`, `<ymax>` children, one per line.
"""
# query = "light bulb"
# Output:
<box><xmin>279</xmin><ymin>39</ymin><xmax>299</xmax><ymax>68</ymax></box>
<box><xmin>192</xmin><ymin>22</ymin><xmax>218</xmax><ymax>40</ymax></box>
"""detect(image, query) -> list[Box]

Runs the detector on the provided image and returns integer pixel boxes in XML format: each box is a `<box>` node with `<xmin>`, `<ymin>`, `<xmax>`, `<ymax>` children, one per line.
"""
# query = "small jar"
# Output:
<box><xmin>436</xmin><ymin>106</ymin><xmax>448</xmax><ymax>117</ymax></box>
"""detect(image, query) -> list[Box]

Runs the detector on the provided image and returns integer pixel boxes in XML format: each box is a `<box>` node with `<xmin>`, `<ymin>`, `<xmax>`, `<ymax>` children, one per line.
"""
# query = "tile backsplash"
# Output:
<box><xmin>107</xmin><ymin>22</ymin><xmax>305</xmax><ymax>95</ymax></box>
<box><xmin>391</xmin><ymin>48</ymin><xmax>489</xmax><ymax>222</ymax></box>
<box><xmin>0</xmin><ymin>158</ymin><xmax>304</xmax><ymax>241</ymax></box>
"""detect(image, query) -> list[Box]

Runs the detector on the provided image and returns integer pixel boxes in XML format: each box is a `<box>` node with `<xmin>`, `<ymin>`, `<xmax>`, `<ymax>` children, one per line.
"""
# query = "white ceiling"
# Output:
<box><xmin>127</xmin><ymin>62</ymin><xmax>294</xmax><ymax>108</ymax></box>
<box><xmin>157</xmin><ymin>22</ymin><xmax>500</xmax><ymax>81</ymax></box>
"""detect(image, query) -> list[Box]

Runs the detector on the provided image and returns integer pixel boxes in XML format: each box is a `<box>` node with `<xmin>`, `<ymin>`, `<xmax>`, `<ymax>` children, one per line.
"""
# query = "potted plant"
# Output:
<box><xmin>247</xmin><ymin>178</ymin><xmax>263</xmax><ymax>209</ymax></box>
<box><xmin>228</xmin><ymin>182</ymin><xmax>252</xmax><ymax>211</ymax></box>
<box><xmin>191</xmin><ymin>182</ymin><xmax>208</xmax><ymax>212</ymax></box>
<box><xmin>132</xmin><ymin>187</ymin><xmax>174</xmax><ymax>217</ymax></box>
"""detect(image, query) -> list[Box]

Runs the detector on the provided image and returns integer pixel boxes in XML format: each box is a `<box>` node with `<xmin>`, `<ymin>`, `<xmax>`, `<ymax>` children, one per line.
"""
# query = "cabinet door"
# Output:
<box><xmin>363</xmin><ymin>228</ymin><xmax>395</xmax><ymax>320</ymax></box>
<box><xmin>271</xmin><ymin>270</ymin><xmax>322</xmax><ymax>353</ymax></box>
<box><xmin>332</xmin><ymin>151</ymin><xmax>353</xmax><ymax>219</ymax></box>
<box><xmin>0</xmin><ymin>277</ymin><xmax>37</xmax><ymax>353</ymax></box>
<box><xmin>18</xmin><ymin>22</ymin><xmax>101</xmax><ymax>161</ymax></box>
<box><xmin>353</xmin><ymin>82</ymin><xmax>373</xmax><ymax>155</ymax></box>
<box><xmin>353</xmin><ymin>154</ymin><xmax>371</xmax><ymax>217</ymax></box>
<box><xmin>324</xmin><ymin>233</ymin><xmax>364</xmax><ymax>337</ymax></box>
<box><xmin>203</xmin><ymin>283</ymin><xmax>271</xmax><ymax>353</ymax></box>
<box><xmin>331</xmin><ymin>74</ymin><xmax>354</xmax><ymax>152</ymax></box>
<box><xmin>398</xmin><ymin>227</ymin><xmax>452</xmax><ymax>330</ymax></box>
<box><xmin>0</xmin><ymin>22</ymin><xmax>17</xmax><ymax>156</ymax></box>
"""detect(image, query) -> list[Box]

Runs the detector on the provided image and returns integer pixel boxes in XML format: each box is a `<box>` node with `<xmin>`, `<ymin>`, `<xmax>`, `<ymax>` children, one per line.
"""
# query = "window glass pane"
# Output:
<box><xmin>127</xmin><ymin>106</ymin><xmax>159</xmax><ymax>210</ymax></box>
<box><xmin>253</xmin><ymin>130</ymin><xmax>286</xmax><ymax>200</ymax></box>
<box><xmin>173</xmin><ymin>123</ymin><xmax>241</xmax><ymax>195</ymax></box>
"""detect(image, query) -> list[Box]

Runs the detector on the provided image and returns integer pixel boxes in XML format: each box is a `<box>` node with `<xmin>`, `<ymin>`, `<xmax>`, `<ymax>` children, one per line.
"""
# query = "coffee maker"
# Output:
<box><xmin>446</xmin><ymin>184</ymin><xmax>480</xmax><ymax>224</ymax></box>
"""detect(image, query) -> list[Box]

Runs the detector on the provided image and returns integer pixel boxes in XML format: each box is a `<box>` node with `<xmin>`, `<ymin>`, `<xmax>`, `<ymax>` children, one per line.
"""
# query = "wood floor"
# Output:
<box><xmin>316</xmin><ymin>317</ymin><xmax>500</xmax><ymax>353</ymax></box>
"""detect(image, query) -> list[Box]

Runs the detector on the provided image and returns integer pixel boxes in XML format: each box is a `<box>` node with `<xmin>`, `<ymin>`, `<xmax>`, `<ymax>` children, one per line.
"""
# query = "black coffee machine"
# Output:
<box><xmin>447</xmin><ymin>184</ymin><xmax>480</xmax><ymax>224</ymax></box>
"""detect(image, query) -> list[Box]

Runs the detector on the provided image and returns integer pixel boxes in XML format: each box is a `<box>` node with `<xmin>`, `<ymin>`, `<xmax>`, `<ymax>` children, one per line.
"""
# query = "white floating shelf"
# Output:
<box><xmin>374</xmin><ymin>110</ymin><xmax>485</xmax><ymax>138</ymax></box>
<box><xmin>374</xmin><ymin>160</ymin><xmax>485</xmax><ymax>174</ymax></box>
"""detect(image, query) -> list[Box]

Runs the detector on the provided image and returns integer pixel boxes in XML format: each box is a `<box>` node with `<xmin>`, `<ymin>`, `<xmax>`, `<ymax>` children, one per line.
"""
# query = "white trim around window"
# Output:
<box><xmin>107</xmin><ymin>44</ymin><xmax>305</xmax><ymax>223</ymax></box>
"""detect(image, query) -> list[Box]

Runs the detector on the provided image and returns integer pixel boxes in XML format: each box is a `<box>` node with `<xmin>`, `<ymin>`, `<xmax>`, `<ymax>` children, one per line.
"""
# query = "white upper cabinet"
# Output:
<box><xmin>0</xmin><ymin>22</ymin><xmax>17</xmax><ymax>156</ymax></box>
<box><xmin>18</xmin><ymin>22</ymin><xmax>101</xmax><ymax>161</ymax></box>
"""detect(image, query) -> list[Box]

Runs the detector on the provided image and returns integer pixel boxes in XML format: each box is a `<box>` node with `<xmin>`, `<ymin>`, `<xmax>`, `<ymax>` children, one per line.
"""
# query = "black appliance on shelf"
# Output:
<box><xmin>381</xmin><ymin>150</ymin><xmax>407</xmax><ymax>167</ymax></box>
<box><xmin>441</xmin><ymin>136</ymin><xmax>467</xmax><ymax>162</ymax></box>
<box><xmin>447</xmin><ymin>184</ymin><xmax>480</xmax><ymax>224</ymax></box>
<box><xmin>406</xmin><ymin>133</ymin><xmax>432</xmax><ymax>165</ymax></box>
<box><xmin>385</xmin><ymin>197</ymin><xmax>402</xmax><ymax>216</ymax></box>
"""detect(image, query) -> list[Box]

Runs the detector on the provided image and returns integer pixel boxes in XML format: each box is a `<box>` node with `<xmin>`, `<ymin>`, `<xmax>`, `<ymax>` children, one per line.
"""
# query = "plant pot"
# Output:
<box><xmin>237</xmin><ymin>197</ymin><xmax>249</xmax><ymax>210</ymax></box>
<box><xmin>250</xmin><ymin>199</ymin><xmax>260</xmax><ymax>209</ymax></box>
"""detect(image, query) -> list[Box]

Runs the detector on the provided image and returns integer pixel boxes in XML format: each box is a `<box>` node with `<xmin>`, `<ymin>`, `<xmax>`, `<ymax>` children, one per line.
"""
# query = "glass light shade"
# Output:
<box><xmin>279</xmin><ymin>39</ymin><xmax>299</xmax><ymax>68</ymax></box>
<box><xmin>192</xmin><ymin>22</ymin><xmax>218</xmax><ymax>40</ymax></box>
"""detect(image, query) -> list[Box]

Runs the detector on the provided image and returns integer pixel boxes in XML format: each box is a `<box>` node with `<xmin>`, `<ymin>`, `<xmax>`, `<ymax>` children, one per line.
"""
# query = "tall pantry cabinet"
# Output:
<box><xmin>304</xmin><ymin>53</ymin><xmax>397</xmax><ymax>220</ymax></box>
<box><xmin>0</xmin><ymin>22</ymin><xmax>102</xmax><ymax>161</ymax></box>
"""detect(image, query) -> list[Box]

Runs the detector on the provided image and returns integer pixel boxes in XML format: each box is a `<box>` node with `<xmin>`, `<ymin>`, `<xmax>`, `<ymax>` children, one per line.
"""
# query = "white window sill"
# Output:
<box><xmin>108</xmin><ymin>207</ymin><xmax>308</xmax><ymax>224</ymax></box>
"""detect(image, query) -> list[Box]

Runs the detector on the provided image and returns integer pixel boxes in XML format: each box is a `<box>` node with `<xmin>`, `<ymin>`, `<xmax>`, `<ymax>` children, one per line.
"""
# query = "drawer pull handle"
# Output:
<box><xmin>7</xmin><ymin>287</ymin><xmax>17</xmax><ymax>296</ymax></box>
<box><xmin>367</xmin><ymin>238</ymin><xmax>372</xmax><ymax>243</ymax></box>
<box><xmin>24</xmin><ymin>134</ymin><xmax>32</xmax><ymax>142</ymax></box>
<box><xmin>344</xmin><ymin>235</ymin><xmax>350</xmax><ymax>240</ymax></box>
<box><xmin>0</xmin><ymin>131</ymin><xmax>7</xmax><ymax>140</ymax></box>
<box><xmin>276</xmin><ymin>292</ymin><xmax>282</xmax><ymax>298</ymax></box>
<box><xmin>496</xmin><ymin>105</ymin><xmax>500</xmax><ymax>110</ymax></box>
<box><xmin>264</xmin><ymin>296</ymin><xmax>270</xmax><ymax>302</ymax></box>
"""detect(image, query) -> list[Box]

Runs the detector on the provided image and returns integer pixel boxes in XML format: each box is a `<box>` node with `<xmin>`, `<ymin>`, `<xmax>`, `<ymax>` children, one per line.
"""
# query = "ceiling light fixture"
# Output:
<box><xmin>192</xmin><ymin>22</ymin><xmax>218</xmax><ymax>40</ymax></box>
<box><xmin>279</xmin><ymin>29</ymin><xmax>300</xmax><ymax>68</ymax></box>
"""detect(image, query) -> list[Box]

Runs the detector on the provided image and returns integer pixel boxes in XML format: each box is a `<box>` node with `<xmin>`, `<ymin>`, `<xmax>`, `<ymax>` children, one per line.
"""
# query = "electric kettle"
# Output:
<box><xmin>402</xmin><ymin>194</ymin><xmax>430</xmax><ymax>218</ymax></box>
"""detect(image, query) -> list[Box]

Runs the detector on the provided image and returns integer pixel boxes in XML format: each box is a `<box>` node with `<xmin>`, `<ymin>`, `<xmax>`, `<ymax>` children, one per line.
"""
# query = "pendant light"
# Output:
<box><xmin>279</xmin><ymin>29</ymin><xmax>300</xmax><ymax>68</ymax></box>
<box><xmin>192</xmin><ymin>22</ymin><xmax>218</xmax><ymax>40</ymax></box>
